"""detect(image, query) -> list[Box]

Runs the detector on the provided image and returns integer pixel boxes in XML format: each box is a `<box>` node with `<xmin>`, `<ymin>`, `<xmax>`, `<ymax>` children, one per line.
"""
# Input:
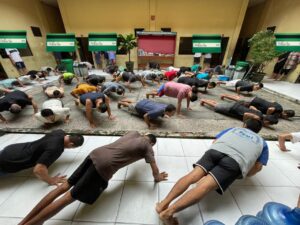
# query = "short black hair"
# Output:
<box><xmin>264</xmin><ymin>114</ymin><xmax>279</xmax><ymax>124</ymax></box>
<box><xmin>146</xmin><ymin>133</ymin><xmax>157</xmax><ymax>145</ymax></box>
<box><xmin>244</xmin><ymin>118</ymin><xmax>263</xmax><ymax>133</ymax></box>
<box><xmin>53</xmin><ymin>90</ymin><xmax>61</xmax><ymax>98</ymax></box>
<box><xmin>258</xmin><ymin>82</ymin><xmax>264</xmax><ymax>88</ymax></box>
<box><xmin>192</xmin><ymin>86</ymin><xmax>198</xmax><ymax>93</ymax></box>
<box><xmin>190</xmin><ymin>92</ymin><xmax>198</xmax><ymax>102</ymax></box>
<box><xmin>176</xmin><ymin>71</ymin><xmax>182</xmax><ymax>77</ymax></box>
<box><xmin>116</xmin><ymin>88</ymin><xmax>124</xmax><ymax>95</ymax></box>
<box><xmin>283</xmin><ymin>109</ymin><xmax>295</xmax><ymax>118</ymax></box>
<box><xmin>98</xmin><ymin>103</ymin><xmax>108</xmax><ymax>113</ymax></box>
<box><xmin>69</xmin><ymin>134</ymin><xmax>84</xmax><ymax>147</ymax></box>
<box><xmin>209</xmin><ymin>82</ymin><xmax>216</xmax><ymax>88</ymax></box>
<box><xmin>9</xmin><ymin>104</ymin><xmax>22</xmax><ymax>114</ymax></box>
<box><xmin>165</xmin><ymin>104</ymin><xmax>176</xmax><ymax>112</ymax></box>
<box><xmin>41</xmin><ymin>109</ymin><xmax>54</xmax><ymax>117</ymax></box>
<box><xmin>30</xmin><ymin>74</ymin><xmax>37</xmax><ymax>80</ymax></box>
<box><xmin>46</xmin><ymin>67</ymin><xmax>52</xmax><ymax>72</ymax></box>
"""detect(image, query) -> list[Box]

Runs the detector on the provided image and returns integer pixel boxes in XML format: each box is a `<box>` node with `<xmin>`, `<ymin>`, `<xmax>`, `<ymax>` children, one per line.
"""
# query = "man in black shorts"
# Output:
<box><xmin>220</xmin><ymin>94</ymin><xmax>295</xmax><ymax>119</ymax></box>
<box><xmin>0</xmin><ymin>130</ymin><xmax>84</xmax><ymax>185</ymax></box>
<box><xmin>86</xmin><ymin>74</ymin><xmax>106</xmax><ymax>86</ymax></box>
<box><xmin>235</xmin><ymin>80</ymin><xmax>263</xmax><ymax>95</ymax></box>
<box><xmin>0</xmin><ymin>89</ymin><xmax>38</xmax><ymax>123</ymax></box>
<box><xmin>75</xmin><ymin>92</ymin><xmax>115</xmax><ymax>128</ymax></box>
<box><xmin>114</xmin><ymin>71</ymin><xmax>145</xmax><ymax>92</ymax></box>
<box><xmin>156</xmin><ymin>121</ymin><xmax>268</xmax><ymax>225</ymax></box>
<box><xmin>177</xmin><ymin>77</ymin><xmax>216</xmax><ymax>92</ymax></box>
<box><xmin>200</xmin><ymin>98</ymin><xmax>278</xmax><ymax>126</ymax></box>
<box><xmin>19</xmin><ymin>131</ymin><xmax>168</xmax><ymax>225</ymax></box>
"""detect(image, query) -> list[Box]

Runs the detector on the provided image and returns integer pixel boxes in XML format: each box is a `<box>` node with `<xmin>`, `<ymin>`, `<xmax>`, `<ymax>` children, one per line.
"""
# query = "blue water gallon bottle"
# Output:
<box><xmin>257</xmin><ymin>202</ymin><xmax>300</xmax><ymax>225</ymax></box>
<box><xmin>235</xmin><ymin>215</ymin><xmax>269</xmax><ymax>225</ymax></box>
<box><xmin>204</xmin><ymin>220</ymin><xmax>226</xmax><ymax>225</ymax></box>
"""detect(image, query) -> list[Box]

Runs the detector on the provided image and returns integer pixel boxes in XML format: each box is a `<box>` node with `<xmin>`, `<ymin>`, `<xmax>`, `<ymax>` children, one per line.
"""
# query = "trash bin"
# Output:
<box><xmin>233</xmin><ymin>61</ymin><xmax>249</xmax><ymax>80</ymax></box>
<box><xmin>73</xmin><ymin>61</ymin><xmax>80</xmax><ymax>76</ymax></box>
<box><xmin>61</xmin><ymin>59</ymin><xmax>74</xmax><ymax>73</ymax></box>
<box><xmin>225</xmin><ymin>65</ymin><xmax>235</xmax><ymax>79</ymax></box>
<box><xmin>78</xmin><ymin>63</ymin><xmax>88</xmax><ymax>79</ymax></box>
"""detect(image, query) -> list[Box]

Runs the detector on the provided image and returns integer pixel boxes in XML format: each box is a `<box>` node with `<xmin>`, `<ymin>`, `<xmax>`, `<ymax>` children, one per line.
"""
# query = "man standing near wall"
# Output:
<box><xmin>5</xmin><ymin>48</ymin><xmax>27</xmax><ymax>75</ymax></box>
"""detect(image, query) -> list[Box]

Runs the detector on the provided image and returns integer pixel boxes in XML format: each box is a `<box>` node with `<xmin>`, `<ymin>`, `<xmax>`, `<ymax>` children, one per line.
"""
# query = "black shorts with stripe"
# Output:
<box><xmin>193</xmin><ymin>149</ymin><xmax>242</xmax><ymax>194</ymax></box>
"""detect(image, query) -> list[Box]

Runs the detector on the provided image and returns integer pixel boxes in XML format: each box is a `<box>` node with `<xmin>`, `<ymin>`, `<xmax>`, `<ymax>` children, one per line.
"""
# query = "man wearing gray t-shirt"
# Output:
<box><xmin>156</xmin><ymin>119</ymin><xmax>269</xmax><ymax>225</ymax></box>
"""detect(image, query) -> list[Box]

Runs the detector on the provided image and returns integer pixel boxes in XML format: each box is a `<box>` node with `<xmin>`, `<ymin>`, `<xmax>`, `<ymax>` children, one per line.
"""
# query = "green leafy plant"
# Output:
<box><xmin>118</xmin><ymin>33</ymin><xmax>137</xmax><ymax>62</ymax></box>
<box><xmin>248</xmin><ymin>30</ymin><xmax>280</xmax><ymax>73</ymax></box>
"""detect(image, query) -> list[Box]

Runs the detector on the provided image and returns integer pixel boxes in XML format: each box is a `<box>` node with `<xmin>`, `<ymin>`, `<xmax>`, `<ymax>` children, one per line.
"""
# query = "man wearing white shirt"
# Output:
<box><xmin>35</xmin><ymin>99</ymin><xmax>70</xmax><ymax>127</ymax></box>
<box><xmin>5</xmin><ymin>48</ymin><xmax>27</xmax><ymax>75</ymax></box>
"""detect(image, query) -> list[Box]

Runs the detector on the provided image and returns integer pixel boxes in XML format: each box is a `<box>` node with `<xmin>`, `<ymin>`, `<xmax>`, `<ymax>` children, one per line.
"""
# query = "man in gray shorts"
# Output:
<box><xmin>156</xmin><ymin>120</ymin><xmax>268</xmax><ymax>225</ymax></box>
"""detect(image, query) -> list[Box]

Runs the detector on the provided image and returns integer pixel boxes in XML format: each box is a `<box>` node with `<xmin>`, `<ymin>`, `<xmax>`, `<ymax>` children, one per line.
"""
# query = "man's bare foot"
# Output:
<box><xmin>156</xmin><ymin>202</ymin><xmax>168</xmax><ymax>214</ymax></box>
<box><xmin>117</xmin><ymin>102</ymin><xmax>122</xmax><ymax>109</ymax></box>
<box><xmin>160</xmin><ymin>211</ymin><xmax>179</xmax><ymax>225</ymax></box>
<box><xmin>200</xmin><ymin>101</ymin><xmax>205</xmax><ymax>106</ymax></box>
<box><xmin>74</xmin><ymin>99</ymin><xmax>79</xmax><ymax>106</ymax></box>
<box><xmin>220</xmin><ymin>95</ymin><xmax>225</xmax><ymax>100</ymax></box>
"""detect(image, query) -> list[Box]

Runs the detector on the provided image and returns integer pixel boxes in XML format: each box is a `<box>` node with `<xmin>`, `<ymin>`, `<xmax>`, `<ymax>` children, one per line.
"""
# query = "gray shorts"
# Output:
<box><xmin>128</xmin><ymin>104</ymin><xmax>139</xmax><ymax>116</ymax></box>
<box><xmin>214</xmin><ymin>102</ymin><xmax>235</xmax><ymax>115</ymax></box>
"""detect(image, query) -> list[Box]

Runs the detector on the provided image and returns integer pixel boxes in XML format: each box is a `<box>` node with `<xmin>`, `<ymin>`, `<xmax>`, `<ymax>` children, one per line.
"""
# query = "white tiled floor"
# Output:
<box><xmin>0</xmin><ymin>134</ymin><xmax>299</xmax><ymax>225</ymax></box>
<box><xmin>263</xmin><ymin>79</ymin><xmax>300</xmax><ymax>101</ymax></box>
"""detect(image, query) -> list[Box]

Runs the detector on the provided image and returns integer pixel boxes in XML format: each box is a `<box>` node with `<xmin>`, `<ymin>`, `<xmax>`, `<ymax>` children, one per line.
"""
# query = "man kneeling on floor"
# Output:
<box><xmin>19</xmin><ymin>131</ymin><xmax>168</xmax><ymax>225</ymax></box>
<box><xmin>118</xmin><ymin>99</ymin><xmax>176</xmax><ymax>129</ymax></box>
<box><xmin>0</xmin><ymin>130</ymin><xmax>84</xmax><ymax>185</ymax></box>
<box><xmin>156</xmin><ymin>120</ymin><xmax>268</xmax><ymax>225</ymax></box>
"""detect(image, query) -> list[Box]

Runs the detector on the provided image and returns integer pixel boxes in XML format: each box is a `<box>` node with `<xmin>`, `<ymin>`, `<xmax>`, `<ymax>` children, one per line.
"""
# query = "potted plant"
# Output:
<box><xmin>246</xmin><ymin>30</ymin><xmax>280</xmax><ymax>82</ymax></box>
<box><xmin>118</xmin><ymin>33</ymin><xmax>137</xmax><ymax>72</ymax></box>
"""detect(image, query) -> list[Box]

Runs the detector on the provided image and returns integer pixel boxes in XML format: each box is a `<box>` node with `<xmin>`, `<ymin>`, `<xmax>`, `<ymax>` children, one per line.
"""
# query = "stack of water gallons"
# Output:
<box><xmin>204</xmin><ymin>202</ymin><xmax>300</xmax><ymax>225</ymax></box>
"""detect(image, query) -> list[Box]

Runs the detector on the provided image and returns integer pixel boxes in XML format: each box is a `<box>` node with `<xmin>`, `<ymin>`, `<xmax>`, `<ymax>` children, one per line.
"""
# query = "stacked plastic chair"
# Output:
<box><xmin>204</xmin><ymin>202</ymin><xmax>300</xmax><ymax>225</ymax></box>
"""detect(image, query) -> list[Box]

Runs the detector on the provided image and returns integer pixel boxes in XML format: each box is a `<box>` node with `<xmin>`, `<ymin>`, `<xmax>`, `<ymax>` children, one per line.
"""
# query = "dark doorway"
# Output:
<box><xmin>0</xmin><ymin>62</ymin><xmax>8</xmax><ymax>79</ymax></box>
<box><xmin>76</xmin><ymin>37</ymin><xmax>94</xmax><ymax>64</ymax></box>
<box><xmin>231</xmin><ymin>38</ymin><xmax>250</xmax><ymax>65</ymax></box>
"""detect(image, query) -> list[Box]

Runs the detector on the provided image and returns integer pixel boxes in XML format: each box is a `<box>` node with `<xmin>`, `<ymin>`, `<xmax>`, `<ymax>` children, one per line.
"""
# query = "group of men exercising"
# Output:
<box><xmin>0</xmin><ymin>63</ymin><xmax>299</xmax><ymax>225</ymax></box>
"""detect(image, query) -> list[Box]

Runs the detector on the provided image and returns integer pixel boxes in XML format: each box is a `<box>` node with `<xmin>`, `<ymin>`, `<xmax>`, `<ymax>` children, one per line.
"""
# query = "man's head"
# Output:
<box><xmin>281</xmin><ymin>109</ymin><xmax>295</xmax><ymax>119</ymax></box>
<box><xmin>191</xmin><ymin>86</ymin><xmax>198</xmax><ymax>93</ymax></box>
<box><xmin>165</xmin><ymin>104</ymin><xmax>176</xmax><ymax>117</ymax></box>
<box><xmin>116</xmin><ymin>87</ymin><xmax>124</xmax><ymax>95</ymax></box>
<box><xmin>64</xmin><ymin>134</ymin><xmax>84</xmax><ymax>148</ymax></box>
<box><xmin>9</xmin><ymin>104</ymin><xmax>22</xmax><ymax>114</ymax></box>
<box><xmin>263</xmin><ymin>114</ymin><xmax>279</xmax><ymax>126</ymax></box>
<box><xmin>208</xmin><ymin>82</ymin><xmax>216</xmax><ymax>89</ymax></box>
<box><xmin>254</xmin><ymin>82</ymin><xmax>264</xmax><ymax>91</ymax></box>
<box><xmin>41</xmin><ymin>108</ymin><xmax>55</xmax><ymax>122</ymax></box>
<box><xmin>53</xmin><ymin>90</ymin><xmax>62</xmax><ymax>98</ymax></box>
<box><xmin>30</xmin><ymin>74</ymin><xmax>37</xmax><ymax>80</ymax></box>
<box><xmin>145</xmin><ymin>133</ymin><xmax>157</xmax><ymax>146</ymax></box>
<box><xmin>243</xmin><ymin>118</ymin><xmax>263</xmax><ymax>133</ymax></box>
<box><xmin>96</xmin><ymin>100</ymin><xmax>108</xmax><ymax>113</ymax></box>
<box><xmin>189</xmin><ymin>91</ymin><xmax>198</xmax><ymax>102</ymax></box>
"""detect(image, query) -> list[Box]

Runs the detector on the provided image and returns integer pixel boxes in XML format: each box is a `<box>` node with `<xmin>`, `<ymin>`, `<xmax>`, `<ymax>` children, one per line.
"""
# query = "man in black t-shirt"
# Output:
<box><xmin>220</xmin><ymin>94</ymin><xmax>295</xmax><ymax>119</ymax></box>
<box><xmin>0</xmin><ymin>90</ymin><xmax>38</xmax><ymax>123</ymax></box>
<box><xmin>0</xmin><ymin>130</ymin><xmax>84</xmax><ymax>185</ymax></box>
<box><xmin>86</xmin><ymin>74</ymin><xmax>106</xmax><ymax>86</ymax></box>
<box><xmin>177</xmin><ymin>77</ymin><xmax>216</xmax><ymax>92</ymax></box>
<box><xmin>75</xmin><ymin>92</ymin><xmax>115</xmax><ymax>128</ymax></box>
<box><xmin>235</xmin><ymin>80</ymin><xmax>263</xmax><ymax>95</ymax></box>
<box><xmin>200</xmin><ymin>98</ymin><xmax>278</xmax><ymax>126</ymax></box>
<box><xmin>114</xmin><ymin>71</ymin><xmax>145</xmax><ymax>92</ymax></box>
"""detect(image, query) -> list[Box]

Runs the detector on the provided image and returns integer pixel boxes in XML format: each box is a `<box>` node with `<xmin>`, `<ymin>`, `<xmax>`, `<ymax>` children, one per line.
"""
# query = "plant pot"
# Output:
<box><xmin>249</xmin><ymin>72</ymin><xmax>265</xmax><ymax>82</ymax></box>
<box><xmin>125</xmin><ymin>61</ymin><xmax>134</xmax><ymax>72</ymax></box>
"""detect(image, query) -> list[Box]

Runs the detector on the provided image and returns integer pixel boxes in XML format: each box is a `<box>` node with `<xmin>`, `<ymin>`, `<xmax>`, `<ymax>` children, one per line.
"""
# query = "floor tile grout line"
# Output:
<box><xmin>228</xmin><ymin>188</ymin><xmax>244</xmax><ymax>217</ymax></box>
<box><xmin>114</xmin><ymin>167</ymin><xmax>128</xmax><ymax>223</ymax></box>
